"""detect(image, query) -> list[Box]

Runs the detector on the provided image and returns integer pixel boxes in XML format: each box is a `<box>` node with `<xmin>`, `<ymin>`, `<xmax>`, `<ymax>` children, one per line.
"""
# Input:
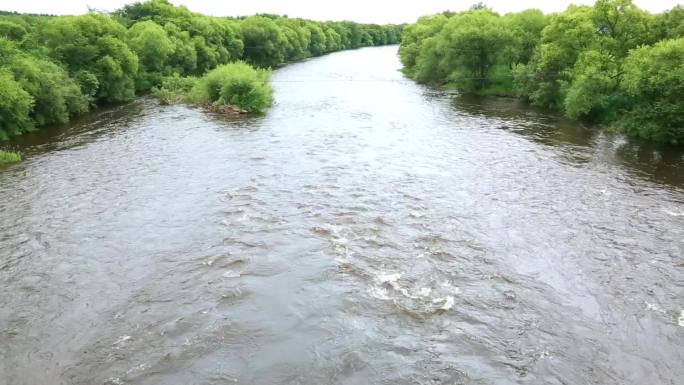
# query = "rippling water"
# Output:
<box><xmin>1</xmin><ymin>46</ymin><xmax>683</xmax><ymax>385</ymax></box>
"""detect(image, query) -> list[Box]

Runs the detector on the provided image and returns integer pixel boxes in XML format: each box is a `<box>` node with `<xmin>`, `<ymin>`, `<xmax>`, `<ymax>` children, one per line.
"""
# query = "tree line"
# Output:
<box><xmin>399</xmin><ymin>0</ymin><xmax>684</xmax><ymax>145</ymax></box>
<box><xmin>0</xmin><ymin>0</ymin><xmax>403</xmax><ymax>140</ymax></box>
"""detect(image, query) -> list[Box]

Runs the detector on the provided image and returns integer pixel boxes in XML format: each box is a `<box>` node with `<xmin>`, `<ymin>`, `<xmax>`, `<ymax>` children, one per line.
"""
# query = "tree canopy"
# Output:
<box><xmin>399</xmin><ymin>0</ymin><xmax>684</xmax><ymax>144</ymax></box>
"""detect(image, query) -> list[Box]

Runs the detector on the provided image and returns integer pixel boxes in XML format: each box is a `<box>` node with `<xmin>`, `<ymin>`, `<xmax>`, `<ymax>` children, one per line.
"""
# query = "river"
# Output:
<box><xmin>1</xmin><ymin>46</ymin><xmax>683</xmax><ymax>385</ymax></box>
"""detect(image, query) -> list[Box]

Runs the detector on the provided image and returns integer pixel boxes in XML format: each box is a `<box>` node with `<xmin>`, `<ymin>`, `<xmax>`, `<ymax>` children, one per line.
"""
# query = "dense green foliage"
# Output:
<box><xmin>188</xmin><ymin>62</ymin><xmax>273</xmax><ymax>113</ymax></box>
<box><xmin>0</xmin><ymin>68</ymin><xmax>33</xmax><ymax>139</ymax></box>
<box><xmin>0</xmin><ymin>0</ymin><xmax>402</xmax><ymax>139</ymax></box>
<box><xmin>151</xmin><ymin>74</ymin><xmax>197</xmax><ymax>104</ymax></box>
<box><xmin>400</xmin><ymin>1</ymin><xmax>684</xmax><ymax>144</ymax></box>
<box><xmin>617</xmin><ymin>38</ymin><xmax>684</xmax><ymax>143</ymax></box>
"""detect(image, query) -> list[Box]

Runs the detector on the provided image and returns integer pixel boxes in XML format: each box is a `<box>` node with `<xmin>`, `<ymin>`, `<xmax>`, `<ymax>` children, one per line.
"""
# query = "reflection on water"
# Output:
<box><xmin>452</xmin><ymin>94</ymin><xmax>684</xmax><ymax>187</ymax></box>
<box><xmin>1</xmin><ymin>46</ymin><xmax>683</xmax><ymax>385</ymax></box>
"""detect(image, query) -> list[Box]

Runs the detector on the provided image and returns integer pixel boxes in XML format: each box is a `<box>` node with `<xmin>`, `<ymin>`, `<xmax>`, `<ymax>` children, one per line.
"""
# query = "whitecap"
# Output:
<box><xmin>369</xmin><ymin>286</ymin><xmax>392</xmax><ymax>300</ymax></box>
<box><xmin>375</xmin><ymin>272</ymin><xmax>402</xmax><ymax>284</ymax></box>
<box><xmin>646</xmin><ymin>302</ymin><xmax>665</xmax><ymax>313</ymax></box>
<box><xmin>409</xmin><ymin>211</ymin><xmax>426</xmax><ymax>218</ymax></box>
<box><xmin>678</xmin><ymin>310</ymin><xmax>684</xmax><ymax>327</ymax></box>
<box><xmin>418</xmin><ymin>287</ymin><xmax>432</xmax><ymax>297</ymax></box>
<box><xmin>433</xmin><ymin>296</ymin><xmax>455</xmax><ymax>311</ymax></box>
<box><xmin>222</xmin><ymin>270</ymin><xmax>241</xmax><ymax>278</ymax></box>
<box><xmin>113</xmin><ymin>335</ymin><xmax>131</xmax><ymax>348</ymax></box>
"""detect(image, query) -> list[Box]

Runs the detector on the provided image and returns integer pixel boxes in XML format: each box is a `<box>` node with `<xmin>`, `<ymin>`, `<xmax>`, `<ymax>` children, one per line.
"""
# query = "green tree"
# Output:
<box><xmin>8</xmin><ymin>55</ymin><xmax>89</xmax><ymax>126</ymax></box>
<box><xmin>420</xmin><ymin>10</ymin><xmax>515</xmax><ymax>91</ymax></box>
<box><xmin>39</xmin><ymin>13</ymin><xmax>139</xmax><ymax>103</ymax></box>
<box><xmin>0</xmin><ymin>68</ymin><xmax>33</xmax><ymax>139</ymax></box>
<box><xmin>0</xmin><ymin>20</ymin><xmax>27</xmax><ymax>41</ymax></box>
<box><xmin>618</xmin><ymin>37</ymin><xmax>684</xmax><ymax>144</ymax></box>
<box><xmin>399</xmin><ymin>14</ymin><xmax>449</xmax><ymax>72</ymax></box>
<box><xmin>652</xmin><ymin>5</ymin><xmax>684</xmax><ymax>40</ymax></box>
<box><xmin>164</xmin><ymin>22</ymin><xmax>197</xmax><ymax>74</ymax></box>
<box><xmin>305</xmin><ymin>22</ymin><xmax>327</xmax><ymax>56</ymax></box>
<box><xmin>563</xmin><ymin>50</ymin><xmax>622</xmax><ymax>120</ymax></box>
<box><xmin>126</xmin><ymin>20</ymin><xmax>173</xmax><ymax>90</ymax></box>
<box><xmin>240</xmin><ymin>16</ymin><xmax>287</xmax><ymax>68</ymax></box>
<box><xmin>504</xmin><ymin>9</ymin><xmax>547</xmax><ymax>65</ymax></box>
<box><xmin>592</xmin><ymin>0</ymin><xmax>653</xmax><ymax>56</ymax></box>
<box><xmin>514</xmin><ymin>5</ymin><xmax>596</xmax><ymax>108</ymax></box>
<box><xmin>127</xmin><ymin>20</ymin><xmax>173</xmax><ymax>72</ymax></box>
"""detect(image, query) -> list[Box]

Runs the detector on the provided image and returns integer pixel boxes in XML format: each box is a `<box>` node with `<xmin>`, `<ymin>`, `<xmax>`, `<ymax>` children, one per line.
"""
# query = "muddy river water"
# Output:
<box><xmin>1</xmin><ymin>46</ymin><xmax>683</xmax><ymax>385</ymax></box>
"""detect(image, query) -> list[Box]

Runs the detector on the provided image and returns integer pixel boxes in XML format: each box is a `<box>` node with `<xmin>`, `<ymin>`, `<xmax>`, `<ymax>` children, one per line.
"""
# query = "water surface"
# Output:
<box><xmin>1</xmin><ymin>46</ymin><xmax>683</xmax><ymax>385</ymax></box>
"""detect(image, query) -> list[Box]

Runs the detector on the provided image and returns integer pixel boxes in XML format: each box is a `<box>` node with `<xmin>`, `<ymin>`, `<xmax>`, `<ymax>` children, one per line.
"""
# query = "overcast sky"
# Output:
<box><xmin>0</xmin><ymin>0</ymin><xmax>680</xmax><ymax>23</ymax></box>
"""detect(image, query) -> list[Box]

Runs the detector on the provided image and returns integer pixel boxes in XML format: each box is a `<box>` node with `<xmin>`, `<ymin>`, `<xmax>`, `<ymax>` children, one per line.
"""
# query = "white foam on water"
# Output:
<box><xmin>646</xmin><ymin>302</ymin><xmax>665</xmax><ymax>313</ymax></box>
<box><xmin>664</xmin><ymin>209</ymin><xmax>684</xmax><ymax>217</ymax></box>
<box><xmin>222</xmin><ymin>270</ymin><xmax>241</xmax><ymax>278</ymax></box>
<box><xmin>375</xmin><ymin>272</ymin><xmax>402</xmax><ymax>284</ymax></box>
<box><xmin>335</xmin><ymin>256</ymin><xmax>352</xmax><ymax>265</ymax></box>
<box><xmin>369</xmin><ymin>286</ymin><xmax>392</xmax><ymax>300</ymax></box>
<box><xmin>678</xmin><ymin>310</ymin><xmax>684</xmax><ymax>327</ymax></box>
<box><xmin>113</xmin><ymin>335</ymin><xmax>131</xmax><ymax>349</ymax></box>
<box><xmin>439</xmin><ymin>281</ymin><xmax>461</xmax><ymax>294</ymax></box>
<box><xmin>125</xmin><ymin>363</ymin><xmax>148</xmax><ymax>376</ymax></box>
<box><xmin>418</xmin><ymin>287</ymin><xmax>432</xmax><ymax>297</ymax></box>
<box><xmin>433</xmin><ymin>296</ymin><xmax>455</xmax><ymax>311</ymax></box>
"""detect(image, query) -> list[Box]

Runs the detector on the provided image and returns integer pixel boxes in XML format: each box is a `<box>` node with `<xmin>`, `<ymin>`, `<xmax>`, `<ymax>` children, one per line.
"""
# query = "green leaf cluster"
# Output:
<box><xmin>188</xmin><ymin>62</ymin><xmax>273</xmax><ymax>113</ymax></box>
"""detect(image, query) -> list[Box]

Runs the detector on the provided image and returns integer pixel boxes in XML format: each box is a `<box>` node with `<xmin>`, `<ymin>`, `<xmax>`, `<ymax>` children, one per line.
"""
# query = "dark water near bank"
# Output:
<box><xmin>1</xmin><ymin>46</ymin><xmax>683</xmax><ymax>385</ymax></box>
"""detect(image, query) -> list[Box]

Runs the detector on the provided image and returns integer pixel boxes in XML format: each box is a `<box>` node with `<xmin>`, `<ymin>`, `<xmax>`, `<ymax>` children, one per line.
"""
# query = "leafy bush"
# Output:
<box><xmin>151</xmin><ymin>73</ymin><xmax>197</xmax><ymax>104</ymax></box>
<box><xmin>8</xmin><ymin>56</ymin><xmax>89</xmax><ymax>126</ymax></box>
<box><xmin>617</xmin><ymin>37</ymin><xmax>684</xmax><ymax>144</ymax></box>
<box><xmin>39</xmin><ymin>13</ymin><xmax>139</xmax><ymax>103</ymax></box>
<box><xmin>0</xmin><ymin>69</ymin><xmax>34</xmax><ymax>140</ymax></box>
<box><xmin>127</xmin><ymin>20</ymin><xmax>174</xmax><ymax>90</ymax></box>
<box><xmin>188</xmin><ymin>62</ymin><xmax>273</xmax><ymax>113</ymax></box>
<box><xmin>0</xmin><ymin>20</ymin><xmax>27</xmax><ymax>41</ymax></box>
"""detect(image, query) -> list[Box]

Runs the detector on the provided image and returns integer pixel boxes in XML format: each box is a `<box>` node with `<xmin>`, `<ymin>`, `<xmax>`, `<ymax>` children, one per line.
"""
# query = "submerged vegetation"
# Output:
<box><xmin>0</xmin><ymin>0</ymin><xmax>402</xmax><ymax>138</ymax></box>
<box><xmin>0</xmin><ymin>149</ymin><xmax>21</xmax><ymax>165</ymax></box>
<box><xmin>400</xmin><ymin>1</ymin><xmax>684</xmax><ymax>144</ymax></box>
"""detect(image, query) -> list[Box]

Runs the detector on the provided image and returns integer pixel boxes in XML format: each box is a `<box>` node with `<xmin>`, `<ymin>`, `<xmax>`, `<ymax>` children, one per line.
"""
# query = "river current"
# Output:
<box><xmin>1</xmin><ymin>46</ymin><xmax>683</xmax><ymax>385</ymax></box>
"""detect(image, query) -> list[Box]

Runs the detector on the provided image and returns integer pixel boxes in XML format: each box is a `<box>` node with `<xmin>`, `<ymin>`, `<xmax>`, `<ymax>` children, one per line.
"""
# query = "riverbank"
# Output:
<box><xmin>399</xmin><ymin>3</ymin><xmax>684</xmax><ymax>145</ymax></box>
<box><xmin>2</xmin><ymin>46</ymin><xmax>683</xmax><ymax>385</ymax></box>
<box><xmin>0</xmin><ymin>0</ymin><xmax>402</xmax><ymax>140</ymax></box>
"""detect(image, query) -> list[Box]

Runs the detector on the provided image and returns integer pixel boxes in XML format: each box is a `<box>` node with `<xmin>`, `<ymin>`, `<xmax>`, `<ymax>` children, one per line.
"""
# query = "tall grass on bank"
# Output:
<box><xmin>0</xmin><ymin>150</ymin><xmax>21</xmax><ymax>165</ymax></box>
